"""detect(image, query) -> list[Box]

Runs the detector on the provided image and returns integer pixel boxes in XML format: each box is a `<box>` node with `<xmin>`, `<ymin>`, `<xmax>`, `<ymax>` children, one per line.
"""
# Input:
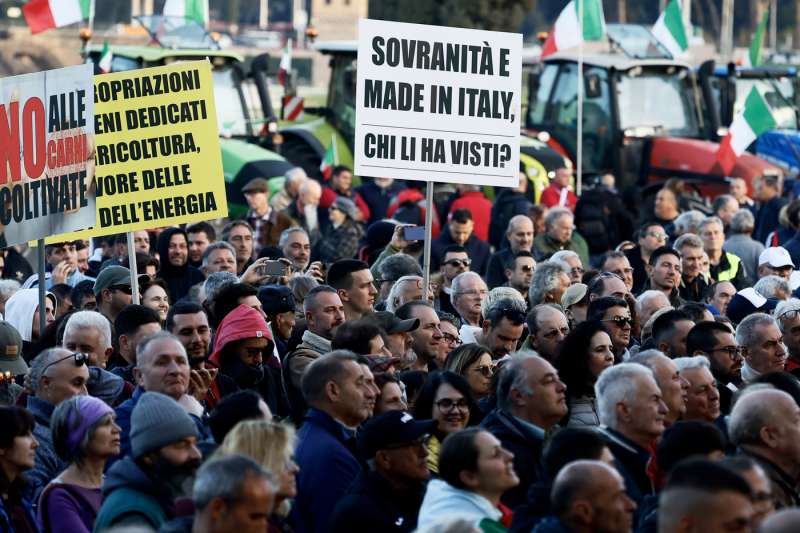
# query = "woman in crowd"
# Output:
<box><xmin>412</xmin><ymin>371</ymin><xmax>479</xmax><ymax>475</ymax></box>
<box><xmin>374</xmin><ymin>373</ymin><xmax>408</xmax><ymax>415</ymax></box>
<box><xmin>0</xmin><ymin>406</ymin><xmax>39</xmax><ymax>532</ymax></box>
<box><xmin>39</xmin><ymin>395</ymin><xmax>121</xmax><ymax>533</ymax></box>
<box><xmin>317</xmin><ymin>197</ymin><xmax>364</xmax><ymax>263</ymax></box>
<box><xmin>139</xmin><ymin>277</ymin><xmax>170</xmax><ymax>324</ymax></box>
<box><xmin>554</xmin><ymin>321</ymin><xmax>615</xmax><ymax>427</ymax></box>
<box><xmin>443</xmin><ymin>343</ymin><xmax>494</xmax><ymax>401</ymax></box>
<box><xmin>216</xmin><ymin>420</ymin><xmax>299</xmax><ymax>532</ymax></box>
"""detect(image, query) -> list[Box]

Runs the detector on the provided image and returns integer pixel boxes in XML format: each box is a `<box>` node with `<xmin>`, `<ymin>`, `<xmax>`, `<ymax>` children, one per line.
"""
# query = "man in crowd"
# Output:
<box><xmin>320</xmin><ymin>165</ymin><xmax>370</xmax><ymax>222</ymax></box>
<box><xmin>114</xmin><ymin>305</ymin><xmax>162</xmax><ymax>384</ymax></box>
<box><xmin>271</xmin><ymin>167</ymin><xmax>307</xmax><ymax>212</ymax></box>
<box><xmin>94</xmin><ymin>265</ymin><xmax>133</xmax><ymax>324</ymax></box>
<box><xmin>635</xmin><ymin>290</ymin><xmax>671</xmax><ymax>333</ymax></box>
<box><xmin>385</xmin><ymin>275</ymin><xmax>433</xmax><ymax>313</ymax></box>
<box><xmin>754</xmin><ymin>173</ymin><xmax>787</xmax><ymax>244</ymax></box>
<box><xmin>650</xmin><ymin>309</ymin><xmax>695</xmax><ymax>358</ymax></box>
<box><xmin>429</xmin><ymin>209</ymin><xmax>490</xmax><ymax>273</ymax></box>
<box><xmin>776</xmin><ymin>299</ymin><xmax>800</xmax><ymax>373</ymax></box>
<box><xmin>713</xmin><ymin>193</ymin><xmax>740</xmax><ymax>230</ymax></box>
<box><xmin>626</xmin><ymin>223</ymin><xmax>669</xmax><ymax>294</ymax></box>
<box><xmin>291</xmin><ymin>351</ymin><xmax>376</xmax><ymax>533</ymax></box>
<box><xmin>736</xmin><ymin>313</ymin><xmax>788</xmax><ymax>384</ymax></box>
<box><xmin>504</xmin><ymin>251</ymin><xmax>536</xmax><ymax>299</ymax></box>
<box><xmin>706</xmin><ymin>281</ymin><xmax>737</xmax><ymax>315</ymax></box>
<box><xmin>601</xmin><ymin>251</ymin><xmax>635</xmax><ymax>292</ymax></box>
<box><xmin>588</xmin><ymin>297</ymin><xmax>633</xmax><ymax>362</ymax></box>
<box><xmin>330</xmin><ymin>410</ymin><xmax>433</xmax><ymax>532</ymax></box>
<box><xmin>551</xmin><ymin>250</ymin><xmax>584</xmax><ymax>285</ymax></box>
<box><xmin>674</xmin><ymin>233</ymin><xmax>710</xmax><ymax>302</ymax></box>
<box><xmin>42</xmin><ymin>241</ymin><xmax>93</xmax><ymax>288</ymax></box>
<box><xmin>587</xmin><ymin>272</ymin><xmax>629</xmax><ymax>302</ymax></box>
<box><xmin>533</xmin><ymin>207</ymin><xmax>590</xmax><ymax>266</ymax></box>
<box><xmin>729</xmin><ymin>388</ymin><xmax>800</xmax><ymax>508</ymax></box>
<box><xmin>95</xmin><ymin>392</ymin><xmax>202</xmax><ymax>531</ymax></box>
<box><xmin>540</xmin><ymin>167</ymin><xmax>577</xmax><ymax>210</ymax></box>
<box><xmin>186</xmin><ymin>221</ymin><xmax>216</xmax><ymax>269</ymax></box>
<box><xmin>482</xmin><ymin>352</ymin><xmax>567</xmax><ymax>508</ymax></box>
<box><xmin>285</xmin><ymin>286</ymin><xmax>345</xmax><ymax>423</ymax></box>
<box><xmin>489</xmin><ymin>170</ymin><xmax>532</xmax><ymax>248</ymax></box>
<box><xmin>476</xmin><ymin>302</ymin><xmax>525</xmax><ymax>360</ymax></box>
<box><xmin>26</xmin><ymin>347</ymin><xmax>90</xmax><ymax>495</ymax></box>
<box><xmin>280</xmin><ymin>227</ymin><xmax>313</xmax><ymax>274</ymax></box>
<box><xmin>450</xmin><ymin>184</ymin><xmax>492</xmax><ymax>241</ymax></box>
<box><xmin>327</xmin><ymin>259</ymin><xmax>377</xmax><ymax>321</ymax></box>
<box><xmin>686</xmin><ymin>320</ymin><xmax>743</xmax><ymax>415</ymax></box>
<box><xmin>700</xmin><ymin>216</ymin><xmax>746</xmax><ymax>289</ymax></box>
<box><xmin>486</xmin><ymin>215</ymin><xmax>535</xmax><ymax>289</ymax></box>
<box><xmin>674</xmin><ymin>356</ymin><xmax>721</xmax><ymax>423</ymax></box>
<box><xmin>259</xmin><ymin>285</ymin><xmax>296</xmax><ymax>361</ymax></box>
<box><xmin>157</xmin><ymin>228</ymin><xmax>206</xmax><ymax>302</ymax></box>
<box><xmin>282</xmin><ymin>179</ymin><xmax>323</xmax><ymax>246</ymax></box>
<box><xmin>758</xmin><ymin>247</ymin><xmax>795</xmax><ymax>281</ymax></box>
<box><xmin>224</xmin><ymin>221</ymin><xmax>256</xmax><ymax>276</ymax></box>
<box><xmin>167</xmin><ymin>302</ymin><xmax>212</xmax><ymax>367</ymax></box>
<box><xmin>529</xmin><ymin>261</ymin><xmax>571</xmax><ymax>307</ymax></box>
<box><xmin>645</xmin><ymin>246</ymin><xmax>683</xmax><ymax>307</ymax></box>
<box><xmin>630</xmin><ymin>350</ymin><xmax>688</xmax><ymax>427</ymax></box>
<box><xmin>451</xmin><ymin>272</ymin><xmax>487</xmax><ymax>328</ymax></box>
<box><xmin>201</xmin><ymin>242</ymin><xmax>239</xmax><ymax>275</ymax></box>
<box><xmin>523</xmin><ymin>304</ymin><xmax>569</xmax><ymax>362</ymax></box>
<box><xmin>438</xmin><ymin>245</ymin><xmax>470</xmax><ymax>315</ymax></box>
<box><xmin>241</xmin><ymin>177</ymin><xmax>292</xmax><ymax>253</ymax></box>
<box><xmin>595</xmin><ymin>363</ymin><xmax>667</xmax><ymax>503</ymax></box>
<box><xmin>395</xmin><ymin>301</ymin><xmax>443</xmax><ymax>372</ymax></box>
<box><xmin>62</xmin><ymin>310</ymin><xmax>114</xmax><ymax>368</ymax></box>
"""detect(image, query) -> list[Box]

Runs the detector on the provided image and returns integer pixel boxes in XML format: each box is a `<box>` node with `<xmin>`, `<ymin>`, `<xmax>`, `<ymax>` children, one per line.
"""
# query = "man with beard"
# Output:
<box><xmin>686</xmin><ymin>321</ymin><xmax>743</xmax><ymax>415</ymax></box>
<box><xmin>186</xmin><ymin>221</ymin><xmax>216</xmax><ymax>269</ymax></box>
<box><xmin>587</xmin><ymin>297</ymin><xmax>633</xmax><ymax>362</ymax></box>
<box><xmin>259</xmin><ymin>285</ymin><xmax>297</xmax><ymax>361</ymax></box>
<box><xmin>156</xmin><ymin>228</ymin><xmax>205</xmax><ymax>303</ymax></box>
<box><xmin>476</xmin><ymin>301</ymin><xmax>526</xmax><ymax>360</ymax></box>
<box><xmin>327</xmin><ymin>259</ymin><xmax>378</xmax><ymax>321</ymax></box>
<box><xmin>285</xmin><ymin>286</ymin><xmax>345</xmax><ymax>423</ymax></box>
<box><xmin>167</xmin><ymin>302</ymin><xmax>217</xmax><ymax>406</ymax></box>
<box><xmin>373</xmin><ymin>311</ymin><xmax>419</xmax><ymax>370</ymax></box>
<box><xmin>207</xmin><ymin>304</ymin><xmax>286</xmax><ymax>417</ymax></box>
<box><xmin>645</xmin><ymin>246</ymin><xmax>683</xmax><ymax>308</ymax></box>
<box><xmin>113</xmin><ymin>305</ymin><xmax>163</xmax><ymax>384</ymax></box>
<box><xmin>395</xmin><ymin>301</ymin><xmax>443</xmax><ymax>372</ymax></box>
<box><xmin>95</xmin><ymin>391</ymin><xmax>202</xmax><ymax>531</ymax></box>
<box><xmin>279</xmin><ymin>227</ymin><xmax>324</xmax><ymax>281</ymax></box>
<box><xmin>737</xmin><ymin>313</ymin><xmax>788</xmax><ymax>384</ymax></box>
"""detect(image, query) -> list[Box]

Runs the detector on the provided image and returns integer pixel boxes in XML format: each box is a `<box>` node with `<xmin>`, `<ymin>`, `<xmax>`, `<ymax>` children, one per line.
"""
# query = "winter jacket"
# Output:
<box><xmin>709</xmin><ymin>251</ymin><xmax>746</xmax><ymax>290</ymax></box>
<box><xmin>0</xmin><ymin>480</ymin><xmax>38</xmax><ymax>533</ymax></box>
<box><xmin>598</xmin><ymin>427</ymin><xmax>653</xmax><ymax>505</ymax></box>
<box><xmin>540</xmin><ymin>184</ymin><xmax>577</xmax><ymax>211</ymax></box>
<box><xmin>417</xmin><ymin>479</ymin><xmax>505</xmax><ymax>531</ymax></box>
<box><xmin>510</xmin><ymin>481</ymin><xmax>551</xmax><ymax>533</ymax></box>
<box><xmin>481</xmin><ymin>409</ymin><xmax>545</xmax><ymax>509</ymax></box>
<box><xmin>566</xmin><ymin>396</ymin><xmax>600</xmax><ymax>427</ymax></box>
<box><xmin>429</xmin><ymin>229</ymin><xmax>490</xmax><ymax>274</ymax></box>
<box><xmin>27</xmin><ymin>395</ymin><xmax>65</xmax><ymax>500</ymax></box>
<box><xmin>355</xmin><ymin>180</ymin><xmax>406</xmax><ymax>226</ymax></box>
<box><xmin>624</xmin><ymin>246</ymin><xmax>649</xmax><ymax>296</ymax></box>
<box><xmin>87</xmin><ymin>366</ymin><xmax>131</xmax><ymax>407</ymax></box>
<box><xmin>290</xmin><ymin>408</ymin><xmax>362</xmax><ymax>533</ymax></box>
<box><xmin>284</xmin><ymin>330</ymin><xmax>331</xmax><ymax>425</ymax></box>
<box><xmin>93</xmin><ymin>456</ymin><xmax>175</xmax><ymax>532</ymax></box>
<box><xmin>533</xmin><ymin>233</ymin><xmax>590</xmax><ymax>267</ymax></box>
<box><xmin>156</xmin><ymin>228</ymin><xmax>206</xmax><ymax>303</ymax></box>
<box><xmin>329</xmin><ymin>470</ymin><xmax>426</xmax><ymax>533</ymax></box>
<box><xmin>206</xmin><ymin>304</ymin><xmax>286</xmax><ymax>416</ymax></box>
<box><xmin>725</xmin><ymin>233</ymin><xmax>765</xmax><ymax>285</ymax></box>
<box><xmin>317</xmin><ymin>220</ymin><xmax>364</xmax><ymax>264</ymax></box>
<box><xmin>754</xmin><ymin>196</ymin><xmax>787</xmax><ymax>245</ymax></box>
<box><xmin>320</xmin><ymin>186</ymin><xmax>371</xmax><ymax>222</ymax></box>
<box><xmin>489</xmin><ymin>190</ymin><xmax>531</xmax><ymax>249</ymax></box>
<box><xmin>450</xmin><ymin>191</ymin><xmax>492</xmax><ymax>242</ymax></box>
<box><xmin>386</xmin><ymin>188</ymin><xmax>441</xmax><ymax>239</ymax></box>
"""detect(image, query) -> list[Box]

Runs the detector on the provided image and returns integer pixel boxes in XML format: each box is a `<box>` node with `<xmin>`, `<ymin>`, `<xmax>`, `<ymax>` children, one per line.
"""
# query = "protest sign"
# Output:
<box><xmin>354</xmin><ymin>19</ymin><xmax>522</xmax><ymax>187</ymax></box>
<box><xmin>0</xmin><ymin>63</ymin><xmax>95</xmax><ymax>247</ymax></box>
<box><xmin>48</xmin><ymin>60</ymin><xmax>227</xmax><ymax>243</ymax></box>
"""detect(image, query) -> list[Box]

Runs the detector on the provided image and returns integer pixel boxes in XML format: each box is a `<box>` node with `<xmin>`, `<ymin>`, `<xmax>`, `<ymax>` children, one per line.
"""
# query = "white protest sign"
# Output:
<box><xmin>355</xmin><ymin>19</ymin><xmax>522</xmax><ymax>187</ymax></box>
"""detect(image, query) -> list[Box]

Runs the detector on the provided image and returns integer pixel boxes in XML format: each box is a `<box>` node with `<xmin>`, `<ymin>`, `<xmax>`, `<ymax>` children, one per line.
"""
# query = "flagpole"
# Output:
<box><xmin>332</xmin><ymin>135</ymin><xmax>338</xmax><ymax>166</ymax></box>
<box><xmin>576</xmin><ymin>0</ymin><xmax>584</xmax><ymax>196</ymax></box>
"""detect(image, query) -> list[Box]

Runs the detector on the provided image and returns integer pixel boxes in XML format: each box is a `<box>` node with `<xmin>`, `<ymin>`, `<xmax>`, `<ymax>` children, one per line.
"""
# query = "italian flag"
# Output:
<box><xmin>98</xmin><ymin>41</ymin><xmax>112</xmax><ymax>74</ymax></box>
<box><xmin>320</xmin><ymin>141</ymin><xmax>336</xmax><ymax>180</ymax></box>
<box><xmin>652</xmin><ymin>0</ymin><xmax>688</xmax><ymax>59</ymax></box>
<box><xmin>23</xmin><ymin>0</ymin><xmax>91</xmax><ymax>35</ymax></box>
<box><xmin>278</xmin><ymin>38</ymin><xmax>292</xmax><ymax>86</ymax></box>
<box><xmin>163</xmin><ymin>0</ymin><xmax>208</xmax><ymax>26</ymax></box>
<box><xmin>717</xmin><ymin>87</ymin><xmax>776</xmax><ymax>174</ymax></box>
<box><xmin>542</xmin><ymin>0</ymin><xmax>605</xmax><ymax>58</ymax></box>
<box><xmin>744</xmin><ymin>8</ymin><xmax>769</xmax><ymax>67</ymax></box>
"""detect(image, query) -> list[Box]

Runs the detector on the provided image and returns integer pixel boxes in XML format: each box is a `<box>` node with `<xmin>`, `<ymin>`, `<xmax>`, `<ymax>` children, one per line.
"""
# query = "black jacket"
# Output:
<box><xmin>510</xmin><ymin>480</ymin><xmax>552</xmax><ymax>532</ymax></box>
<box><xmin>480</xmin><ymin>408</ymin><xmax>545</xmax><ymax>509</ymax></box>
<box><xmin>329</xmin><ymin>470</ymin><xmax>426</xmax><ymax>533</ymax></box>
<box><xmin>598</xmin><ymin>428</ymin><xmax>653</xmax><ymax>504</ymax></box>
<box><xmin>489</xmin><ymin>190</ymin><xmax>531</xmax><ymax>249</ymax></box>
<box><xmin>428</xmin><ymin>230</ymin><xmax>490</xmax><ymax>274</ymax></box>
<box><xmin>738</xmin><ymin>448</ymin><xmax>800</xmax><ymax>509</ymax></box>
<box><xmin>156</xmin><ymin>227</ymin><xmax>206</xmax><ymax>303</ymax></box>
<box><xmin>485</xmin><ymin>249</ymin><xmax>516</xmax><ymax>290</ymax></box>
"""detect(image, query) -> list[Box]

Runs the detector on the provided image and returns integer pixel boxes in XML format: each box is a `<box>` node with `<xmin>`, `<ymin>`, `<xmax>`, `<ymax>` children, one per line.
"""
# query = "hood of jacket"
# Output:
<box><xmin>157</xmin><ymin>227</ymin><xmax>189</xmax><ymax>277</ymax></box>
<box><xmin>5</xmin><ymin>288</ymin><xmax>56</xmax><ymax>342</ymax></box>
<box><xmin>102</xmin><ymin>455</ymin><xmax>159</xmax><ymax>497</ymax></box>
<box><xmin>417</xmin><ymin>479</ymin><xmax>501</xmax><ymax>529</ymax></box>
<box><xmin>87</xmin><ymin>366</ymin><xmax>126</xmax><ymax>405</ymax></box>
<box><xmin>209</xmin><ymin>304</ymin><xmax>274</xmax><ymax>366</ymax></box>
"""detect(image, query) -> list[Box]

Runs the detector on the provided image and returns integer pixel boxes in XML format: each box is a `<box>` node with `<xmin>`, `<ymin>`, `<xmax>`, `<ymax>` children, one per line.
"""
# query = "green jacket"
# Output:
<box><xmin>93</xmin><ymin>457</ymin><xmax>171</xmax><ymax>532</ymax></box>
<box><xmin>533</xmin><ymin>233</ymin><xmax>590</xmax><ymax>266</ymax></box>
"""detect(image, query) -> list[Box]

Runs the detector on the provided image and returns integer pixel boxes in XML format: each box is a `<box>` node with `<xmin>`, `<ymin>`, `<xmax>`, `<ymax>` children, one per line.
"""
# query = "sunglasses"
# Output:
<box><xmin>602</xmin><ymin>316</ymin><xmax>632</xmax><ymax>327</ymax></box>
<box><xmin>109</xmin><ymin>284</ymin><xmax>132</xmax><ymax>295</ymax></box>
<box><xmin>42</xmin><ymin>352</ymin><xmax>90</xmax><ymax>375</ymax></box>
<box><xmin>444</xmin><ymin>259</ymin><xmax>471</xmax><ymax>268</ymax></box>
<box><xmin>708</xmin><ymin>346</ymin><xmax>744</xmax><ymax>360</ymax></box>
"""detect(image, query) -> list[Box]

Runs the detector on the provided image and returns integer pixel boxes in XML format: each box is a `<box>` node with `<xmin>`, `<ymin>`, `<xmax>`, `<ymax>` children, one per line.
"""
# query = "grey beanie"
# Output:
<box><xmin>130</xmin><ymin>392</ymin><xmax>198</xmax><ymax>459</ymax></box>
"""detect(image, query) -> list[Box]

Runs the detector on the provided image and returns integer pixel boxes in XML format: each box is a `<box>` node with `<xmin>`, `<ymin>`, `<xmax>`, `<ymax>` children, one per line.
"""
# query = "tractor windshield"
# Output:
<box><xmin>734</xmin><ymin>77</ymin><xmax>797</xmax><ymax>129</ymax></box>
<box><xmin>212</xmin><ymin>67</ymin><xmax>250</xmax><ymax>137</ymax></box>
<box><xmin>327</xmin><ymin>54</ymin><xmax>357</xmax><ymax>144</ymax></box>
<box><xmin>617</xmin><ymin>68</ymin><xmax>700</xmax><ymax>137</ymax></box>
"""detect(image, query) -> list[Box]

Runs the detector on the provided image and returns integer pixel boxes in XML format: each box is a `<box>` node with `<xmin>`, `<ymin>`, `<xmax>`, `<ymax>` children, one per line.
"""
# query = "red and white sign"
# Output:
<box><xmin>282</xmin><ymin>95</ymin><xmax>304</xmax><ymax>121</ymax></box>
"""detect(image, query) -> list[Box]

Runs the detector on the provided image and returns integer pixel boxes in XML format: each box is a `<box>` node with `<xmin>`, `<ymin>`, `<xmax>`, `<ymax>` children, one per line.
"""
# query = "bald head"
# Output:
<box><xmin>760</xmin><ymin>509</ymin><xmax>800</xmax><ymax>533</ymax></box>
<box><xmin>507</xmin><ymin>215</ymin><xmax>534</xmax><ymax>253</ymax></box>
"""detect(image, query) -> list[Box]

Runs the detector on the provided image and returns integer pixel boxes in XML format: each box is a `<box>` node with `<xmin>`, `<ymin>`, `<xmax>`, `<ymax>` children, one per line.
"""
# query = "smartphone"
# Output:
<box><xmin>403</xmin><ymin>226</ymin><xmax>426</xmax><ymax>241</ymax></box>
<box><xmin>258</xmin><ymin>261</ymin><xmax>286</xmax><ymax>276</ymax></box>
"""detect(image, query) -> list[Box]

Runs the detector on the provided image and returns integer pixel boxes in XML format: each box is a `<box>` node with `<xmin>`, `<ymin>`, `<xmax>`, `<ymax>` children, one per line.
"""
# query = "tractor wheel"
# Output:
<box><xmin>280</xmin><ymin>137</ymin><xmax>323</xmax><ymax>181</ymax></box>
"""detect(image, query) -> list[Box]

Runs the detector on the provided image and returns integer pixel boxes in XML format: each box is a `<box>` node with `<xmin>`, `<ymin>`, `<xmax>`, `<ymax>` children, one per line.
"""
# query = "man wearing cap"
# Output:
<box><xmin>758</xmin><ymin>247</ymin><xmax>795</xmax><ymax>281</ymax></box>
<box><xmin>329</xmin><ymin>411</ymin><xmax>433</xmax><ymax>533</ymax></box>
<box><xmin>95</xmin><ymin>391</ymin><xmax>202</xmax><ymax>531</ymax></box>
<box><xmin>94</xmin><ymin>265</ymin><xmax>133</xmax><ymax>326</ymax></box>
<box><xmin>317</xmin><ymin>196</ymin><xmax>365</xmax><ymax>263</ymax></box>
<box><xmin>562</xmin><ymin>283</ymin><xmax>589</xmax><ymax>328</ymax></box>
<box><xmin>0</xmin><ymin>320</ymin><xmax>25</xmax><ymax>378</ymax></box>
<box><xmin>242</xmin><ymin>176</ymin><xmax>293</xmax><ymax>254</ymax></box>
<box><xmin>373</xmin><ymin>311</ymin><xmax>419</xmax><ymax>370</ymax></box>
<box><xmin>259</xmin><ymin>285</ymin><xmax>296</xmax><ymax>362</ymax></box>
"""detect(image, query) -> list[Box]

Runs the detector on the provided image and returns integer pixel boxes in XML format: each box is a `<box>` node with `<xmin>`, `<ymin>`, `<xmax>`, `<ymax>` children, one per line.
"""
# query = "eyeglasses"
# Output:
<box><xmin>471</xmin><ymin>365</ymin><xmax>494</xmax><ymax>377</ymax></box>
<box><xmin>444</xmin><ymin>259</ymin><xmax>471</xmax><ymax>268</ymax></box>
<box><xmin>109</xmin><ymin>284</ymin><xmax>132</xmax><ymax>295</ymax></box>
<box><xmin>646</xmin><ymin>232</ymin><xmax>668</xmax><ymax>240</ymax></box>
<box><xmin>708</xmin><ymin>346</ymin><xmax>744</xmax><ymax>360</ymax></box>
<box><xmin>571</xmin><ymin>267</ymin><xmax>585</xmax><ymax>276</ymax></box>
<box><xmin>42</xmin><ymin>352</ymin><xmax>90</xmax><ymax>375</ymax></box>
<box><xmin>442</xmin><ymin>333</ymin><xmax>462</xmax><ymax>346</ymax></box>
<box><xmin>612</xmin><ymin>267</ymin><xmax>634</xmax><ymax>276</ymax></box>
<box><xmin>602</xmin><ymin>316</ymin><xmax>632</xmax><ymax>327</ymax></box>
<box><xmin>435</xmin><ymin>398</ymin><xmax>470</xmax><ymax>412</ymax></box>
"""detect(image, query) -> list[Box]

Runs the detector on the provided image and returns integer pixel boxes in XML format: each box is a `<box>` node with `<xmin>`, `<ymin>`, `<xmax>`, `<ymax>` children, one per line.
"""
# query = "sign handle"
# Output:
<box><xmin>37</xmin><ymin>239</ymin><xmax>46</xmax><ymax>335</ymax></box>
<box><xmin>422</xmin><ymin>182</ymin><xmax>434</xmax><ymax>300</ymax></box>
<box><xmin>126</xmin><ymin>232</ymin><xmax>140</xmax><ymax>305</ymax></box>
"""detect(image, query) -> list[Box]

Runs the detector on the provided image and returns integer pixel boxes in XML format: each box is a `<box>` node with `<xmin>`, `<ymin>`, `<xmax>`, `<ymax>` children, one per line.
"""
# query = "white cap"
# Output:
<box><xmin>758</xmin><ymin>247</ymin><xmax>795</xmax><ymax>268</ymax></box>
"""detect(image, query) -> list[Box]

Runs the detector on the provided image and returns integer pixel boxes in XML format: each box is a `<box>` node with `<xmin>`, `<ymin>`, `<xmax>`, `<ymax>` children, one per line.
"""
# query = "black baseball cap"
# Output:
<box><xmin>373</xmin><ymin>311</ymin><xmax>419</xmax><ymax>334</ymax></box>
<box><xmin>258</xmin><ymin>285</ymin><xmax>295</xmax><ymax>316</ymax></box>
<box><xmin>358</xmin><ymin>411</ymin><xmax>436</xmax><ymax>459</ymax></box>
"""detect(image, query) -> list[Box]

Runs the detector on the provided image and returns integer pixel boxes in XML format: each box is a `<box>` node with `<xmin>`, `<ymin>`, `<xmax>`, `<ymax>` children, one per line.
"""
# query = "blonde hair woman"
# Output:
<box><xmin>216</xmin><ymin>420</ymin><xmax>299</xmax><ymax>532</ymax></box>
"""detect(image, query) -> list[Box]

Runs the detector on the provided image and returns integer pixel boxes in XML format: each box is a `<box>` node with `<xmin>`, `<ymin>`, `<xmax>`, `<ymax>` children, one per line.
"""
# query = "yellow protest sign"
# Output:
<box><xmin>47</xmin><ymin>60</ymin><xmax>226</xmax><ymax>243</ymax></box>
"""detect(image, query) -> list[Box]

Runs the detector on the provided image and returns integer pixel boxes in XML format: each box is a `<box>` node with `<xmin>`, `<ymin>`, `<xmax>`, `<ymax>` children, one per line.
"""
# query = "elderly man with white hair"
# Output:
<box><xmin>451</xmin><ymin>271</ymin><xmax>487</xmax><ymax>328</ymax></box>
<box><xmin>595</xmin><ymin>363</ymin><xmax>668</xmax><ymax>503</ymax></box>
<box><xmin>673</xmin><ymin>356</ymin><xmax>721</xmax><ymax>423</ymax></box>
<box><xmin>776</xmin><ymin>298</ymin><xmax>800</xmax><ymax>373</ymax></box>
<box><xmin>529</xmin><ymin>261</ymin><xmax>571</xmax><ymax>307</ymax></box>
<box><xmin>270</xmin><ymin>167</ymin><xmax>307</xmax><ymax>211</ymax></box>
<box><xmin>736</xmin><ymin>313</ymin><xmax>788</xmax><ymax>384</ymax></box>
<box><xmin>754</xmin><ymin>275</ymin><xmax>791</xmax><ymax>301</ymax></box>
<box><xmin>384</xmin><ymin>275</ymin><xmax>433</xmax><ymax>313</ymax></box>
<box><xmin>635</xmin><ymin>290</ymin><xmax>672</xmax><ymax>330</ymax></box>
<box><xmin>63</xmin><ymin>310</ymin><xmax>114</xmax><ymax>368</ymax></box>
<box><xmin>730</xmin><ymin>388</ymin><xmax>800</xmax><ymax>508</ymax></box>
<box><xmin>533</xmin><ymin>207</ymin><xmax>590</xmax><ymax>266</ymax></box>
<box><xmin>280</xmin><ymin>179</ymin><xmax>323</xmax><ymax>246</ymax></box>
<box><xmin>550</xmin><ymin>250</ymin><xmax>583</xmax><ymax>284</ymax></box>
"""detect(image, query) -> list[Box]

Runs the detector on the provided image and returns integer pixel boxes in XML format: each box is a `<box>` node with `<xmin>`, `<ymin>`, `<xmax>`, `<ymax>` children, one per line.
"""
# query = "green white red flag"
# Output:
<box><xmin>320</xmin><ymin>141</ymin><xmax>336</xmax><ymax>180</ymax></box>
<box><xmin>717</xmin><ymin>87</ymin><xmax>776</xmax><ymax>174</ymax></box>
<box><xmin>744</xmin><ymin>9</ymin><xmax>769</xmax><ymax>67</ymax></box>
<box><xmin>163</xmin><ymin>0</ymin><xmax>207</xmax><ymax>25</ymax></box>
<box><xmin>23</xmin><ymin>0</ymin><xmax>90</xmax><ymax>34</ymax></box>
<box><xmin>542</xmin><ymin>0</ymin><xmax>605</xmax><ymax>58</ymax></box>
<box><xmin>652</xmin><ymin>0</ymin><xmax>688</xmax><ymax>58</ymax></box>
<box><xmin>278</xmin><ymin>39</ymin><xmax>292</xmax><ymax>86</ymax></box>
<box><xmin>98</xmin><ymin>41</ymin><xmax>112</xmax><ymax>74</ymax></box>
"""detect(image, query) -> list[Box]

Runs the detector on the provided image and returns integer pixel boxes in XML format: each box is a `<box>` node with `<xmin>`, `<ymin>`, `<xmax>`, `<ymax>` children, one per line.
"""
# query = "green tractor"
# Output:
<box><xmin>85</xmin><ymin>16</ymin><xmax>295</xmax><ymax>218</ymax></box>
<box><xmin>274</xmin><ymin>41</ymin><xmax>569</xmax><ymax>200</ymax></box>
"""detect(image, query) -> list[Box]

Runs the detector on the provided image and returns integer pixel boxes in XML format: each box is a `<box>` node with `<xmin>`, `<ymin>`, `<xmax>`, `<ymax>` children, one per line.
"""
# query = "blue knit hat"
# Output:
<box><xmin>130</xmin><ymin>392</ymin><xmax>198</xmax><ymax>459</ymax></box>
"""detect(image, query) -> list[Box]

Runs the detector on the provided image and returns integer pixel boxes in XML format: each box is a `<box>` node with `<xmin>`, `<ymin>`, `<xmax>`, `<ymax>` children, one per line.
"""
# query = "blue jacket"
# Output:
<box><xmin>27</xmin><ymin>395</ymin><xmax>66</xmax><ymax>500</ymax></box>
<box><xmin>289</xmin><ymin>408</ymin><xmax>362</xmax><ymax>533</ymax></box>
<box><xmin>0</xmin><ymin>484</ymin><xmax>38</xmax><ymax>533</ymax></box>
<box><xmin>532</xmin><ymin>517</ymin><xmax>574</xmax><ymax>533</ymax></box>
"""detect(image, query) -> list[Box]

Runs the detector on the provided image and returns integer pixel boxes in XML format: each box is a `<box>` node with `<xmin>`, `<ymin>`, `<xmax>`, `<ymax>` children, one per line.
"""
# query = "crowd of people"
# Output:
<box><xmin>2</xmin><ymin>163</ymin><xmax>800</xmax><ymax>532</ymax></box>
